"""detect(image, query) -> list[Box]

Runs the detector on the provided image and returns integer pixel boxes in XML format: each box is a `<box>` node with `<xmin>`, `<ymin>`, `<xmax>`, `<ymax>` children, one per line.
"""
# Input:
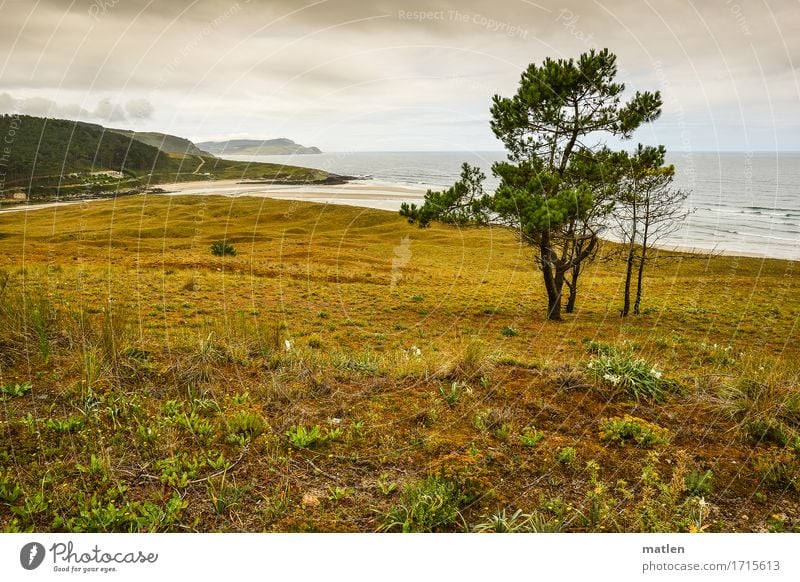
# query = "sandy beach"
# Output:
<box><xmin>0</xmin><ymin>179</ymin><xmax>428</xmax><ymax>215</ymax></box>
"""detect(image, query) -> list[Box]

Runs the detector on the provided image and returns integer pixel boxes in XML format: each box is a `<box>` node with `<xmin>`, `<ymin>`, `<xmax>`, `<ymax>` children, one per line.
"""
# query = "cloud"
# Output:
<box><xmin>0</xmin><ymin>93</ymin><xmax>155</xmax><ymax>123</ymax></box>
<box><xmin>0</xmin><ymin>0</ymin><xmax>797</xmax><ymax>149</ymax></box>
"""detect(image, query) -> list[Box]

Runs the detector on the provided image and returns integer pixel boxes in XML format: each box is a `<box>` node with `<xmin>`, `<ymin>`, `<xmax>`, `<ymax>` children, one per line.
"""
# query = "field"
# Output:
<box><xmin>0</xmin><ymin>194</ymin><xmax>798</xmax><ymax>532</ymax></box>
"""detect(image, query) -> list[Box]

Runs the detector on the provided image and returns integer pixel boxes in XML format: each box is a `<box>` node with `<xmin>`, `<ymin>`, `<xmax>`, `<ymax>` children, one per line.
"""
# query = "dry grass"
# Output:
<box><xmin>0</xmin><ymin>194</ymin><xmax>799</xmax><ymax>532</ymax></box>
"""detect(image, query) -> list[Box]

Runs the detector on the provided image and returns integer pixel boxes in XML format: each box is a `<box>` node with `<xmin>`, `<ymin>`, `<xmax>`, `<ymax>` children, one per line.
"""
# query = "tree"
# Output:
<box><xmin>402</xmin><ymin>49</ymin><xmax>662</xmax><ymax>320</ymax></box>
<box><xmin>615</xmin><ymin>144</ymin><xmax>690</xmax><ymax>315</ymax></box>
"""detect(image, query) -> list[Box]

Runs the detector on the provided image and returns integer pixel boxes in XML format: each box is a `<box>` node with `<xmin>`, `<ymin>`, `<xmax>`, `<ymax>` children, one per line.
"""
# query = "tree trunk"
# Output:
<box><xmin>634</xmin><ymin>221</ymin><xmax>649</xmax><ymax>315</ymax></box>
<box><xmin>622</xmin><ymin>203</ymin><xmax>637</xmax><ymax>317</ymax></box>
<box><xmin>540</xmin><ymin>238</ymin><xmax>563</xmax><ymax>321</ymax></box>
<box><xmin>622</xmin><ymin>245</ymin><xmax>634</xmax><ymax>316</ymax></box>
<box><xmin>565</xmin><ymin>263</ymin><xmax>579</xmax><ymax>313</ymax></box>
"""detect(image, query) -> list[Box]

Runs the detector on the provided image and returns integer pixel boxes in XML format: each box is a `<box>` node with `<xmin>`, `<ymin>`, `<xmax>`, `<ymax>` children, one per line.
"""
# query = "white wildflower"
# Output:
<box><xmin>603</xmin><ymin>373</ymin><xmax>621</xmax><ymax>386</ymax></box>
<box><xmin>284</xmin><ymin>339</ymin><xmax>294</xmax><ymax>352</ymax></box>
<box><xmin>409</xmin><ymin>345</ymin><xmax>422</xmax><ymax>358</ymax></box>
<box><xmin>650</xmin><ymin>368</ymin><xmax>662</xmax><ymax>379</ymax></box>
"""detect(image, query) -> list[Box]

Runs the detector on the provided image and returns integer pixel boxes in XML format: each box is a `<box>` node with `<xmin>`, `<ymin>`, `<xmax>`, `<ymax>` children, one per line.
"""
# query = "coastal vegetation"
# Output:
<box><xmin>0</xmin><ymin>115</ymin><xmax>333</xmax><ymax>203</ymax></box>
<box><xmin>1</xmin><ymin>194</ymin><xmax>798</xmax><ymax>532</ymax></box>
<box><xmin>402</xmin><ymin>49</ymin><xmax>680</xmax><ymax>320</ymax></box>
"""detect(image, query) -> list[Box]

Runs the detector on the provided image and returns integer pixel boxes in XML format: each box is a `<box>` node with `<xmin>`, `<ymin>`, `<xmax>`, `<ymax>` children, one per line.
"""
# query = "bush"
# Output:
<box><xmin>685</xmin><ymin>470</ymin><xmax>714</xmax><ymax>497</ymax></box>
<box><xmin>210</xmin><ymin>240</ymin><xmax>237</xmax><ymax>257</ymax></box>
<box><xmin>599</xmin><ymin>415</ymin><xmax>671</xmax><ymax>448</ymax></box>
<box><xmin>380</xmin><ymin>475</ymin><xmax>466</xmax><ymax>532</ymax></box>
<box><xmin>586</xmin><ymin>353</ymin><xmax>675</xmax><ymax>402</ymax></box>
<box><xmin>500</xmin><ymin>326</ymin><xmax>519</xmax><ymax>337</ymax></box>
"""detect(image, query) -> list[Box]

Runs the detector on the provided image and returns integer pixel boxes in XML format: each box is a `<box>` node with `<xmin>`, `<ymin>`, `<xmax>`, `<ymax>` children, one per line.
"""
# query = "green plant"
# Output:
<box><xmin>380</xmin><ymin>474</ymin><xmax>467</xmax><ymax>532</ymax></box>
<box><xmin>599</xmin><ymin>415</ymin><xmax>671</xmax><ymax>447</ymax></box>
<box><xmin>557</xmin><ymin>447</ymin><xmax>577</xmax><ymax>466</ymax></box>
<box><xmin>495</xmin><ymin>422</ymin><xmax>512</xmax><ymax>441</ymax></box>
<box><xmin>325</xmin><ymin>426</ymin><xmax>344</xmax><ymax>442</ymax></box>
<box><xmin>585</xmin><ymin>340</ymin><xmax>617</xmax><ymax>356</ymax></box>
<box><xmin>210</xmin><ymin>240</ymin><xmax>237</xmax><ymax>257</ymax></box>
<box><xmin>286</xmin><ymin>424</ymin><xmax>323</xmax><ymax>449</ymax></box>
<box><xmin>744</xmin><ymin>418</ymin><xmax>791</xmax><ymax>447</ymax></box>
<box><xmin>0</xmin><ymin>381</ymin><xmax>31</xmax><ymax>399</ymax></box>
<box><xmin>472</xmin><ymin>508</ymin><xmax>564</xmax><ymax>533</ymax></box>
<box><xmin>586</xmin><ymin>353</ymin><xmax>675</xmax><ymax>402</ymax></box>
<box><xmin>45</xmin><ymin>416</ymin><xmax>85</xmax><ymax>434</ymax></box>
<box><xmin>377</xmin><ymin>474</ymin><xmax>397</xmax><ymax>496</ymax></box>
<box><xmin>500</xmin><ymin>326</ymin><xmax>519</xmax><ymax>337</ymax></box>
<box><xmin>755</xmin><ymin>450</ymin><xmax>798</xmax><ymax>491</ymax></box>
<box><xmin>224</xmin><ymin>410</ymin><xmax>266</xmax><ymax>443</ymax></box>
<box><xmin>519</xmin><ymin>426</ymin><xmax>545</xmax><ymax>448</ymax></box>
<box><xmin>334</xmin><ymin>350</ymin><xmax>380</xmax><ymax>375</ymax></box>
<box><xmin>439</xmin><ymin>381</ymin><xmax>465</xmax><ymax>407</ymax></box>
<box><xmin>0</xmin><ymin>471</ymin><xmax>22</xmax><ymax>505</ymax></box>
<box><xmin>684</xmin><ymin>470</ymin><xmax>713</xmax><ymax>497</ymax></box>
<box><xmin>327</xmin><ymin>486</ymin><xmax>351</xmax><ymax>503</ymax></box>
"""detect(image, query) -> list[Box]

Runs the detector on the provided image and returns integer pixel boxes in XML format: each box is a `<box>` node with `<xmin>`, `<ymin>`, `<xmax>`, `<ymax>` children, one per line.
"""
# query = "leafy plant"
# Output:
<box><xmin>380</xmin><ymin>475</ymin><xmax>467</xmax><ymax>532</ymax></box>
<box><xmin>377</xmin><ymin>474</ymin><xmax>397</xmax><ymax>496</ymax></box>
<box><xmin>286</xmin><ymin>424</ymin><xmax>323</xmax><ymax>449</ymax></box>
<box><xmin>586</xmin><ymin>353</ymin><xmax>675</xmax><ymax>402</ymax></box>
<box><xmin>685</xmin><ymin>470</ymin><xmax>713</xmax><ymax>497</ymax></box>
<box><xmin>500</xmin><ymin>326</ymin><xmax>519</xmax><ymax>337</ymax></box>
<box><xmin>557</xmin><ymin>447</ymin><xmax>577</xmax><ymax>467</ymax></box>
<box><xmin>599</xmin><ymin>415</ymin><xmax>671</xmax><ymax>447</ymax></box>
<box><xmin>519</xmin><ymin>426</ymin><xmax>545</xmax><ymax>448</ymax></box>
<box><xmin>472</xmin><ymin>508</ymin><xmax>564</xmax><ymax>533</ymax></box>
<box><xmin>210</xmin><ymin>240</ymin><xmax>237</xmax><ymax>257</ymax></box>
<box><xmin>45</xmin><ymin>416</ymin><xmax>85</xmax><ymax>434</ymax></box>
<box><xmin>0</xmin><ymin>381</ymin><xmax>31</xmax><ymax>399</ymax></box>
<box><xmin>439</xmin><ymin>381</ymin><xmax>465</xmax><ymax>407</ymax></box>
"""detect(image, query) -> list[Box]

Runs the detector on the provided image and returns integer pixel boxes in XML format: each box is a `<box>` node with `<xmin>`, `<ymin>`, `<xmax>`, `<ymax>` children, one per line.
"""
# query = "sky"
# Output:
<box><xmin>0</xmin><ymin>0</ymin><xmax>798</xmax><ymax>152</ymax></box>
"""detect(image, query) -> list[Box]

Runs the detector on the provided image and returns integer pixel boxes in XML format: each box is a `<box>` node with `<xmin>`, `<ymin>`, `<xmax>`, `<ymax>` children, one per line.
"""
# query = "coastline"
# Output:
<box><xmin>1</xmin><ymin>178</ymin><xmax>795</xmax><ymax>262</ymax></box>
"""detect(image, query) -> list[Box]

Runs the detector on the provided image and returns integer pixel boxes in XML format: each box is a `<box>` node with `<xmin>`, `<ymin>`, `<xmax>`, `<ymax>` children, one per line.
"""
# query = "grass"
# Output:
<box><xmin>0</xmin><ymin>194</ymin><xmax>799</xmax><ymax>532</ymax></box>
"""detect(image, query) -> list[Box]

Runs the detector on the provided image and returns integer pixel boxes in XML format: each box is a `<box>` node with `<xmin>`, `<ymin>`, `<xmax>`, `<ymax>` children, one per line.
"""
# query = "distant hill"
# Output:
<box><xmin>197</xmin><ymin>138</ymin><xmax>322</xmax><ymax>156</ymax></box>
<box><xmin>0</xmin><ymin>115</ymin><xmax>171</xmax><ymax>185</ymax></box>
<box><xmin>109</xmin><ymin>129</ymin><xmax>211</xmax><ymax>156</ymax></box>
<box><xmin>0</xmin><ymin>115</ymin><xmax>338</xmax><ymax>200</ymax></box>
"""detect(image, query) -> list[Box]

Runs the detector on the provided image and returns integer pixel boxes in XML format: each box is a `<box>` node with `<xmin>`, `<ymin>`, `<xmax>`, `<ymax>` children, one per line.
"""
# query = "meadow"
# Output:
<box><xmin>0</xmin><ymin>194</ymin><xmax>798</xmax><ymax>532</ymax></box>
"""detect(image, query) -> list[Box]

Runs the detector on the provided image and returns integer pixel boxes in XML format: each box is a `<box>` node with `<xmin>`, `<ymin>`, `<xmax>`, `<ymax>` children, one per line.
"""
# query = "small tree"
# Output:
<box><xmin>615</xmin><ymin>145</ymin><xmax>690</xmax><ymax>315</ymax></box>
<box><xmin>403</xmin><ymin>49</ymin><xmax>662</xmax><ymax>320</ymax></box>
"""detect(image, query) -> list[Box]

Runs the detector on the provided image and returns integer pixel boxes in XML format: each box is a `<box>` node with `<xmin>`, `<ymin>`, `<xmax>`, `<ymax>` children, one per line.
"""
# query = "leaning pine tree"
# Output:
<box><xmin>401</xmin><ymin>49</ymin><xmax>663</xmax><ymax>320</ymax></box>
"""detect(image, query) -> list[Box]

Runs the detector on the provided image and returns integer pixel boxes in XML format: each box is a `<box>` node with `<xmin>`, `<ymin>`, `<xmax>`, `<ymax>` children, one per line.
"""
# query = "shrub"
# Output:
<box><xmin>755</xmin><ymin>449</ymin><xmax>799</xmax><ymax>491</ymax></box>
<box><xmin>744</xmin><ymin>418</ymin><xmax>791</xmax><ymax>447</ymax></box>
<box><xmin>210</xmin><ymin>240</ymin><xmax>237</xmax><ymax>257</ymax></box>
<box><xmin>519</xmin><ymin>426</ymin><xmax>544</xmax><ymax>448</ymax></box>
<box><xmin>685</xmin><ymin>470</ymin><xmax>714</xmax><ymax>497</ymax></box>
<box><xmin>500</xmin><ymin>326</ymin><xmax>519</xmax><ymax>337</ymax></box>
<box><xmin>586</xmin><ymin>353</ymin><xmax>675</xmax><ymax>402</ymax></box>
<box><xmin>557</xmin><ymin>447</ymin><xmax>577</xmax><ymax>466</ymax></box>
<box><xmin>599</xmin><ymin>415</ymin><xmax>671</xmax><ymax>448</ymax></box>
<box><xmin>380</xmin><ymin>474</ymin><xmax>466</xmax><ymax>532</ymax></box>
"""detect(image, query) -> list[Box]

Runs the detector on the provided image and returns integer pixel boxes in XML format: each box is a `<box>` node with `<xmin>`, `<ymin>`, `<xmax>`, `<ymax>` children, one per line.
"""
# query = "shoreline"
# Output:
<box><xmin>1</xmin><ymin>180</ymin><xmax>795</xmax><ymax>263</ymax></box>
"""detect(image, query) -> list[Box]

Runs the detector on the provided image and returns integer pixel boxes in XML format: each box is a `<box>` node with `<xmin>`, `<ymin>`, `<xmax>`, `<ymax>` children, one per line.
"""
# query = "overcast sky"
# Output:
<box><xmin>0</xmin><ymin>0</ymin><xmax>798</xmax><ymax>151</ymax></box>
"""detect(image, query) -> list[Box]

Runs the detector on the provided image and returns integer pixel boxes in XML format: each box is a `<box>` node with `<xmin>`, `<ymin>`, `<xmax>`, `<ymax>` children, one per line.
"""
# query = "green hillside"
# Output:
<box><xmin>109</xmin><ymin>129</ymin><xmax>211</xmax><ymax>156</ymax></box>
<box><xmin>0</xmin><ymin>115</ymin><xmax>340</xmax><ymax>201</ymax></box>
<box><xmin>0</xmin><ymin>115</ymin><xmax>170</xmax><ymax>185</ymax></box>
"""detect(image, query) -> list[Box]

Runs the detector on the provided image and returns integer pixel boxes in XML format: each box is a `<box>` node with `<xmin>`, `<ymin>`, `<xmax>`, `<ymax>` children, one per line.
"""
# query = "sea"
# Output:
<box><xmin>223</xmin><ymin>151</ymin><xmax>800</xmax><ymax>261</ymax></box>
